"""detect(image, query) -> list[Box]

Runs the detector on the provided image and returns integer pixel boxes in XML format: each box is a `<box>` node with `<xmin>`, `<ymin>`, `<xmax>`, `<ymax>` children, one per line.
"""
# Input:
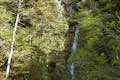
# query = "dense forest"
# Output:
<box><xmin>0</xmin><ymin>0</ymin><xmax>120</xmax><ymax>80</ymax></box>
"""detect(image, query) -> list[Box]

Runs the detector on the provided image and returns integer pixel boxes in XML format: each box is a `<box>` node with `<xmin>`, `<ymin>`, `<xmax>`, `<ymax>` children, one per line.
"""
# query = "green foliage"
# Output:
<box><xmin>0</xmin><ymin>8</ymin><xmax>12</xmax><ymax>23</ymax></box>
<box><xmin>69</xmin><ymin>48</ymin><xmax>120</xmax><ymax>80</ymax></box>
<box><xmin>28</xmin><ymin>46</ymin><xmax>50</xmax><ymax>80</ymax></box>
<box><xmin>69</xmin><ymin>48</ymin><xmax>107</xmax><ymax>65</ymax></box>
<box><xmin>66</xmin><ymin>0</ymin><xmax>120</xmax><ymax>80</ymax></box>
<box><xmin>0</xmin><ymin>0</ymin><xmax>68</xmax><ymax>80</ymax></box>
<box><xmin>0</xmin><ymin>0</ymin><xmax>120</xmax><ymax>80</ymax></box>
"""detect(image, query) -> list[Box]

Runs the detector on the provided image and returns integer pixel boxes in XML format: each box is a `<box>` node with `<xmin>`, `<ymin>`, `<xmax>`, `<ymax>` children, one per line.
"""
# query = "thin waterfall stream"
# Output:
<box><xmin>56</xmin><ymin>0</ymin><xmax>64</xmax><ymax>21</ymax></box>
<box><xmin>70</xmin><ymin>27</ymin><xmax>79</xmax><ymax>80</ymax></box>
<box><xmin>55</xmin><ymin>0</ymin><xmax>80</xmax><ymax>79</ymax></box>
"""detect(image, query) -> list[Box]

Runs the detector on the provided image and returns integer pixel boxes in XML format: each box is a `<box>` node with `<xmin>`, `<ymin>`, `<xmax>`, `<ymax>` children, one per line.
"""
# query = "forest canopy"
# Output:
<box><xmin>0</xmin><ymin>0</ymin><xmax>120</xmax><ymax>80</ymax></box>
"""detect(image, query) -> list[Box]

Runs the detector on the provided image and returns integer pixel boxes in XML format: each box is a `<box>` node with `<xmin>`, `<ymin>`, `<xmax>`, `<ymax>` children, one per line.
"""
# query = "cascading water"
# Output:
<box><xmin>55</xmin><ymin>0</ymin><xmax>64</xmax><ymax>21</ymax></box>
<box><xmin>55</xmin><ymin>0</ymin><xmax>80</xmax><ymax>79</ymax></box>
<box><xmin>70</xmin><ymin>27</ymin><xmax>79</xmax><ymax>80</ymax></box>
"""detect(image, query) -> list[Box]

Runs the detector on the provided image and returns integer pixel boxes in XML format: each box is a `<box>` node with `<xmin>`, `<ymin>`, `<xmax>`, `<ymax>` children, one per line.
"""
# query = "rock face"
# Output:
<box><xmin>62</xmin><ymin>0</ymin><xmax>80</xmax><ymax>14</ymax></box>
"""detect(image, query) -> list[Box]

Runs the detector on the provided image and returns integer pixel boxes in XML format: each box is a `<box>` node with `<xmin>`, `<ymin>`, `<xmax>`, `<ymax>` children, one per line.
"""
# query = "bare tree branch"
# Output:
<box><xmin>5</xmin><ymin>0</ymin><xmax>22</xmax><ymax>80</ymax></box>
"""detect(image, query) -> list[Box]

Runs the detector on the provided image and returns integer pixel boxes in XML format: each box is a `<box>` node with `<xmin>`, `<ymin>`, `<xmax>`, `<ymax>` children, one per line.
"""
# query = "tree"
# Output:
<box><xmin>5</xmin><ymin>0</ymin><xmax>22</xmax><ymax>80</ymax></box>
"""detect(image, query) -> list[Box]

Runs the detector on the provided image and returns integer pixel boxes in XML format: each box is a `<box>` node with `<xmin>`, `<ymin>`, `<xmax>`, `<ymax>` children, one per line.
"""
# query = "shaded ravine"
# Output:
<box><xmin>55</xmin><ymin>0</ymin><xmax>80</xmax><ymax>79</ymax></box>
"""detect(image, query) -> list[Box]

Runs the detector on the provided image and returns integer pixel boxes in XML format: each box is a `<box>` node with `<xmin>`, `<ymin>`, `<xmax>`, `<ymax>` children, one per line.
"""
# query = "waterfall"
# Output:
<box><xmin>71</xmin><ymin>27</ymin><xmax>79</xmax><ymax>53</ymax></box>
<box><xmin>70</xmin><ymin>27</ymin><xmax>79</xmax><ymax>80</ymax></box>
<box><xmin>56</xmin><ymin>0</ymin><xmax>64</xmax><ymax>21</ymax></box>
<box><xmin>55</xmin><ymin>0</ymin><xmax>80</xmax><ymax>79</ymax></box>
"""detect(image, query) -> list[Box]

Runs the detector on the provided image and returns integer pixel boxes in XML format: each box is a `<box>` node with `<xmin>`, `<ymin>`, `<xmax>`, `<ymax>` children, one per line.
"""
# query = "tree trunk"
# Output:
<box><xmin>5</xmin><ymin>0</ymin><xmax>21</xmax><ymax>80</ymax></box>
